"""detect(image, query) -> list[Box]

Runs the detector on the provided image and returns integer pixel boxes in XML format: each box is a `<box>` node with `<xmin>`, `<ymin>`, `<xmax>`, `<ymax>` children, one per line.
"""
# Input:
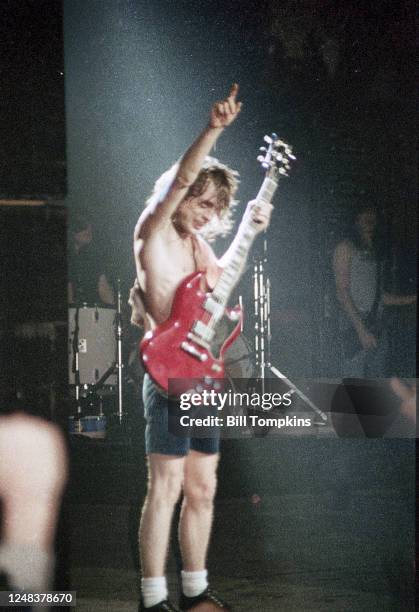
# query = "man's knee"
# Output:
<box><xmin>183</xmin><ymin>475</ymin><xmax>217</xmax><ymax>510</ymax></box>
<box><xmin>147</xmin><ymin>471</ymin><xmax>183</xmax><ymax>507</ymax></box>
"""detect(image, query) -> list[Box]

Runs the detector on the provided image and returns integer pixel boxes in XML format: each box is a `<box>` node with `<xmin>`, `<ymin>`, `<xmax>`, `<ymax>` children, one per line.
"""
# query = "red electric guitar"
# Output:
<box><xmin>140</xmin><ymin>134</ymin><xmax>294</xmax><ymax>395</ymax></box>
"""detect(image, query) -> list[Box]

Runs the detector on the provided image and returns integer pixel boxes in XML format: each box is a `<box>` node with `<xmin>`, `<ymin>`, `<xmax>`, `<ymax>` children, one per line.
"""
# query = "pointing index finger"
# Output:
<box><xmin>228</xmin><ymin>83</ymin><xmax>239</xmax><ymax>100</ymax></box>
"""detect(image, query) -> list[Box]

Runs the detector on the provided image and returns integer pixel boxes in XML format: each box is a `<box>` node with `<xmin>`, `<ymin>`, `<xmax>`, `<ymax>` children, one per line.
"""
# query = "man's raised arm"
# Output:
<box><xmin>149</xmin><ymin>84</ymin><xmax>242</xmax><ymax>225</ymax></box>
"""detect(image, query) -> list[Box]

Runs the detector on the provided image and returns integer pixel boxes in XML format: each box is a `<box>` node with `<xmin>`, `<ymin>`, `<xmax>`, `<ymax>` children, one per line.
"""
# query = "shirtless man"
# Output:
<box><xmin>131</xmin><ymin>85</ymin><xmax>273</xmax><ymax>611</ymax></box>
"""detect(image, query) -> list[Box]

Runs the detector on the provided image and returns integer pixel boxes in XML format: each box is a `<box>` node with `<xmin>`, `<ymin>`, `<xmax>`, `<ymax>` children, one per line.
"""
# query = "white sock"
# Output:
<box><xmin>141</xmin><ymin>576</ymin><xmax>168</xmax><ymax>608</ymax></box>
<box><xmin>181</xmin><ymin>569</ymin><xmax>208</xmax><ymax>597</ymax></box>
<box><xmin>0</xmin><ymin>543</ymin><xmax>54</xmax><ymax>591</ymax></box>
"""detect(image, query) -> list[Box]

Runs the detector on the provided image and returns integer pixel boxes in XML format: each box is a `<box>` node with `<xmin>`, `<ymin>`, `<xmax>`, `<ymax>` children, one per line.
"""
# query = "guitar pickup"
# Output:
<box><xmin>187</xmin><ymin>332</ymin><xmax>210</xmax><ymax>350</ymax></box>
<box><xmin>192</xmin><ymin>320</ymin><xmax>215</xmax><ymax>342</ymax></box>
<box><xmin>181</xmin><ymin>341</ymin><xmax>208</xmax><ymax>362</ymax></box>
<box><xmin>203</xmin><ymin>296</ymin><xmax>224</xmax><ymax>319</ymax></box>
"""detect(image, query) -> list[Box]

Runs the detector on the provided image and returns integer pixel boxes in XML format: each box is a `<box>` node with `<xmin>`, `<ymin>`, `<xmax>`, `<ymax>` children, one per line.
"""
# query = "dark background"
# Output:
<box><xmin>0</xmin><ymin>0</ymin><xmax>66</xmax><ymax>198</ymax></box>
<box><xmin>0</xmin><ymin>0</ymin><xmax>415</xmax><ymax>378</ymax></box>
<box><xmin>0</xmin><ymin>2</ymin><xmax>415</xmax><ymax>607</ymax></box>
<box><xmin>62</xmin><ymin>0</ymin><xmax>416</xmax><ymax>378</ymax></box>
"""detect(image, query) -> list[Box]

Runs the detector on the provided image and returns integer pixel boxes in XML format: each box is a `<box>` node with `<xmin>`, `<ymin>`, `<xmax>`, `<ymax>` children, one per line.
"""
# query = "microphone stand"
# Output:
<box><xmin>71</xmin><ymin>306</ymin><xmax>83</xmax><ymax>429</ymax></box>
<box><xmin>115</xmin><ymin>278</ymin><xmax>124</xmax><ymax>422</ymax></box>
<box><xmin>88</xmin><ymin>280</ymin><xmax>125</xmax><ymax>430</ymax></box>
<box><xmin>253</xmin><ymin>238</ymin><xmax>270</xmax><ymax>393</ymax></box>
<box><xmin>253</xmin><ymin>236</ymin><xmax>328</xmax><ymax>425</ymax></box>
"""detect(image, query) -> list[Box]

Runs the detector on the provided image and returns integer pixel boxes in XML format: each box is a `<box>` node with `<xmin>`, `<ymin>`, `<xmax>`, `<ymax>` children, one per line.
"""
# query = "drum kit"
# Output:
<box><xmin>68</xmin><ymin>304</ymin><xmax>118</xmax><ymax>437</ymax></box>
<box><xmin>68</xmin><ymin>281</ymin><xmax>126</xmax><ymax>438</ymax></box>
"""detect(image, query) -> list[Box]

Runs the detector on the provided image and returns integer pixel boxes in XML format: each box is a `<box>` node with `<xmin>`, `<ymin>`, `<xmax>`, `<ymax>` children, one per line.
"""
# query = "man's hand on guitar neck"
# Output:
<box><xmin>243</xmin><ymin>199</ymin><xmax>274</xmax><ymax>233</ymax></box>
<box><xmin>219</xmin><ymin>199</ymin><xmax>273</xmax><ymax>269</ymax></box>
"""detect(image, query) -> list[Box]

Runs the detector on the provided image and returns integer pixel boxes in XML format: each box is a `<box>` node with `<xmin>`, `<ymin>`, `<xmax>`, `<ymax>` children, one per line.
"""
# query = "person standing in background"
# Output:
<box><xmin>333</xmin><ymin>205</ymin><xmax>415</xmax><ymax>378</ymax></box>
<box><xmin>68</xmin><ymin>214</ymin><xmax>115</xmax><ymax>306</ymax></box>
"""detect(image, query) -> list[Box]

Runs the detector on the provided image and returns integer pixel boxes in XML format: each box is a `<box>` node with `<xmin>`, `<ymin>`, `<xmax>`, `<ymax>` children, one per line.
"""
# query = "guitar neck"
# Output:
<box><xmin>212</xmin><ymin>177</ymin><xmax>278</xmax><ymax>306</ymax></box>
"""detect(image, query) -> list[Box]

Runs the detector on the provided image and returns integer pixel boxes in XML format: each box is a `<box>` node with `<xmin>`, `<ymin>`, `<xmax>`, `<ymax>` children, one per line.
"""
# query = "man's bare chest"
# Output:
<box><xmin>141</xmin><ymin>233</ymin><xmax>196</xmax><ymax>279</ymax></box>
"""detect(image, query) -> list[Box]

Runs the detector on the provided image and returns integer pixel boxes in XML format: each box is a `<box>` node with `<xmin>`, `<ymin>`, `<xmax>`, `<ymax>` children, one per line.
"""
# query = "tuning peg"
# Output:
<box><xmin>257</xmin><ymin>156</ymin><xmax>271</xmax><ymax>168</ymax></box>
<box><xmin>260</xmin><ymin>133</ymin><xmax>295</xmax><ymax>172</ymax></box>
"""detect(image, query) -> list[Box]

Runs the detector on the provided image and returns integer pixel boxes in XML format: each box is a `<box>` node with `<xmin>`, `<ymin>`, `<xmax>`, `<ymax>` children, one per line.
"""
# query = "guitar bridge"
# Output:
<box><xmin>187</xmin><ymin>332</ymin><xmax>210</xmax><ymax>350</ymax></box>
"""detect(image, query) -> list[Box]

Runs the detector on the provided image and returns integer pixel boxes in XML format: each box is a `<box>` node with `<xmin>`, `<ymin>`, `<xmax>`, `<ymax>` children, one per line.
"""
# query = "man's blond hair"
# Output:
<box><xmin>146</xmin><ymin>156</ymin><xmax>239</xmax><ymax>240</ymax></box>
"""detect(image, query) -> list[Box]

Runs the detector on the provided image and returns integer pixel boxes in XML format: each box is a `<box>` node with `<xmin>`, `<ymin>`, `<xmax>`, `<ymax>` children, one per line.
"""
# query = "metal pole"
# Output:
<box><xmin>252</xmin><ymin>236</ymin><xmax>327</xmax><ymax>424</ymax></box>
<box><xmin>116</xmin><ymin>279</ymin><xmax>124</xmax><ymax>420</ymax></box>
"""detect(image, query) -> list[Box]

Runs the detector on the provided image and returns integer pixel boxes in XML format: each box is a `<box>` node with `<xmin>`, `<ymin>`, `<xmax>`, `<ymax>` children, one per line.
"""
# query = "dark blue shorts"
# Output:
<box><xmin>142</xmin><ymin>374</ymin><xmax>220</xmax><ymax>456</ymax></box>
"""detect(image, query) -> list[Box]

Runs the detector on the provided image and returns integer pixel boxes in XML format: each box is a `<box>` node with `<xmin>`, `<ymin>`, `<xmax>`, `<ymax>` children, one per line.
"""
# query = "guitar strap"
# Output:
<box><xmin>192</xmin><ymin>235</ymin><xmax>220</xmax><ymax>289</ymax></box>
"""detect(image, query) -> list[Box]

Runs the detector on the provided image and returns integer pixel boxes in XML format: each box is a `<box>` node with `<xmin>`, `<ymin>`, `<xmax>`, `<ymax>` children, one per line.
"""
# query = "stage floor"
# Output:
<box><xmin>58</xmin><ymin>424</ymin><xmax>416</xmax><ymax>611</ymax></box>
<box><xmin>65</xmin><ymin>490</ymin><xmax>414</xmax><ymax>611</ymax></box>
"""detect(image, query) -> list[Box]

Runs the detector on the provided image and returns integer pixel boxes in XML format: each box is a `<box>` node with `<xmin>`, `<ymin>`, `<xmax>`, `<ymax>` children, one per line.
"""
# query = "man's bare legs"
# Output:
<box><xmin>139</xmin><ymin>454</ymin><xmax>185</xmax><ymax>577</ymax></box>
<box><xmin>139</xmin><ymin>451</ymin><xmax>218</xmax><ymax>575</ymax></box>
<box><xmin>179</xmin><ymin>450</ymin><xmax>219</xmax><ymax>571</ymax></box>
<box><xmin>139</xmin><ymin>451</ymin><xmax>218</xmax><ymax>577</ymax></box>
<box><xmin>139</xmin><ymin>450</ymin><xmax>219</xmax><ymax>608</ymax></box>
<box><xmin>138</xmin><ymin>450</ymin><xmax>218</xmax><ymax>604</ymax></box>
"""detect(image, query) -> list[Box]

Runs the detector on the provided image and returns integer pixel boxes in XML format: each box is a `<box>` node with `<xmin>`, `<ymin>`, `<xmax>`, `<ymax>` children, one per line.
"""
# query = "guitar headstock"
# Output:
<box><xmin>257</xmin><ymin>133</ymin><xmax>295</xmax><ymax>181</ymax></box>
